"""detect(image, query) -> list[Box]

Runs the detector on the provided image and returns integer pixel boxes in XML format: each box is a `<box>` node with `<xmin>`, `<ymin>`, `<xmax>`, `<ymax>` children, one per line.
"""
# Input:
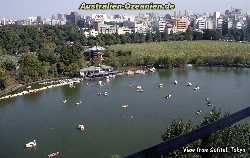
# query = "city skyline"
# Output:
<box><xmin>1</xmin><ymin>0</ymin><xmax>250</xmax><ymax>19</ymax></box>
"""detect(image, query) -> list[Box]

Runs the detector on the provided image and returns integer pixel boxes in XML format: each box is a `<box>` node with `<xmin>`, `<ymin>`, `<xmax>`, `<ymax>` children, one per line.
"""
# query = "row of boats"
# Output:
<box><xmin>0</xmin><ymin>78</ymin><xmax>82</xmax><ymax>101</ymax></box>
<box><xmin>124</xmin><ymin>67</ymin><xmax>156</xmax><ymax>75</ymax></box>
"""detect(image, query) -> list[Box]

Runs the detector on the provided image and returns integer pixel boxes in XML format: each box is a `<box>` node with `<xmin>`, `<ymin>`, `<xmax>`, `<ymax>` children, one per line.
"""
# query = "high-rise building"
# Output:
<box><xmin>216</xmin><ymin>18</ymin><xmax>223</xmax><ymax>31</ymax></box>
<box><xmin>206</xmin><ymin>19</ymin><xmax>215</xmax><ymax>30</ymax></box>
<box><xmin>197</xmin><ymin>17</ymin><xmax>206</xmax><ymax>30</ymax></box>
<box><xmin>175</xmin><ymin>17</ymin><xmax>188</xmax><ymax>32</ymax></box>
<box><xmin>158</xmin><ymin>19</ymin><xmax>166</xmax><ymax>32</ymax></box>
<box><xmin>66</xmin><ymin>12</ymin><xmax>81</xmax><ymax>25</ymax></box>
<box><xmin>228</xmin><ymin>19</ymin><xmax>233</xmax><ymax>29</ymax></box>
<box><xmin>214</xmin><ymin>12</ymin><xmax>221</xmax><ymax>29</ymax></box>
<box><xmin>235</xmin><ymin>21</ymin><xmax>243</xmax><ymax>29</ymax></box>
<box><xmin>214</xmin><ymin>12</ymin><xmax>221</xmax><ymax>19</ymax></box>
<box><xmin>91</xmin><ymin>14</ymin><xmax>107</xmax><ymax>23</ymax></box>
<box><xmin>28</xmin><ymin>16</ymin><xmax>38</xmax><ymax>25</ymax></box>
<box><xmin>247</xmin><ymin>16</ymin><xmax>250</xmax><ymax>41</ymax></box>
<box><xmin>2</xmin><ymin>18</ymin><xmax>6</xmax><ymax>26</ymax></box>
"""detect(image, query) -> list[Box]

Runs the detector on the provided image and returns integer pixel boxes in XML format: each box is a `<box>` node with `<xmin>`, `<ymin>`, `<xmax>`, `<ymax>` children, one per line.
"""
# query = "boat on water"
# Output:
<box><xmin>25</xmin><ymin>140</ymin><xmax>37</xmax><ymax>148</ymax></box>
<box><xmin>149</xmin><ymin>67</ymin><xmax>156</xmax><ymax>72</ymax></box>
<box><xmin>136</xmin><ymin>89</ymin><xmax>144</xmax><ymax>92</ymax></box>
<box><xmin>174</xmin><ymin>80</ymin><xmax>178</xmax><ymax>85</ymax></box>
<box><xmin>78</xmin><ymin>124</ymin><xmax>85</xmax><ymax>131</ymax></box>
<box><xmin>164</xmin><ymin>94</ymin><xmax>172</xmax><ymax>100</ymax></box>
<box><xmin>186</xmin><ymin>82</ymin><xmax>192</xmax><ymax>86</ymax></box>
<box><xmin>193</xmin><ymin>86</ymin><xmax>200</xmax><ymax>91</ymax></box>
<box><xmin>98</xmin><ymin>81</ymin><xmax>104</xmax><ymax>86</ymax></box>
<box><xmin>63</xmin><ymin>99</ymin><xmax>67</xmax><ymax>103</ymax></box>
<box><xmin>135</xmin><ymin>70</ymin><xmax>146</xmax><ymax>75</ymax></box>
<box><xmin>159</xmin><ymin>84</ymin><xmax>164</xmax><ymax>88</ymax></box>
<box><xmin>196</xmin><ymin>110</ymin><xmax>202</xmax><ymax>115</ymax></box>
<box><xmin>126</xmin><ymin>70</ymin><xmax>135</xmax><ymax>75</ymax></box>
<box><xmin>122</xmin><ymin>105</ymin><xmax>128</xmax><ymax>108</ymax></box>
<box><xmin>187</xmin><ymin>64</ymin><xmax>193</xmax><ymax>67</ymax></box>
<box><xmin>76</xmin><ymin>101</ymin><xmax>82</xmax><ymax>105</ymax></box>
<box><xmin>136</xmin><ymin>85</ymin><xmax>142</xmax><ymax>89</ymax></box>
<box><xmin>69</xmin><ymin>82</ymin><xmax>75</xmax><ymax>88</ymax></box>
<box><xmin>48</xmin><ymin>152</ymin><xmax>60</xmax><ymax>158</ymax></box>
<box><xmin>104</xmin><ymin>92</ymin><xmax>109</xmax><ymax>96</ymax></box>
<box><xmin>136</xmin><ymin>85</ymin><xmax>144</xmax><ymax>92</ymax></box>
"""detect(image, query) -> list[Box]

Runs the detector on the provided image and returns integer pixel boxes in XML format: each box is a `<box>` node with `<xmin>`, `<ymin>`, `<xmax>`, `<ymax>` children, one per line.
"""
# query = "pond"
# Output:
<box><xmin>0</xmin><ymin>67</ymin><xmax>250</xmax><ymax>158</ymax></box>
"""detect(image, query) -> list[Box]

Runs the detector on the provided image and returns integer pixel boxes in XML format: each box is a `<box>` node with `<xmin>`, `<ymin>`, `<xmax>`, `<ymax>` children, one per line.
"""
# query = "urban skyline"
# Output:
<box><xmin>1</xmin><ymin>0</ymin><xmax>250</xmax><ymax>19</ymax></box>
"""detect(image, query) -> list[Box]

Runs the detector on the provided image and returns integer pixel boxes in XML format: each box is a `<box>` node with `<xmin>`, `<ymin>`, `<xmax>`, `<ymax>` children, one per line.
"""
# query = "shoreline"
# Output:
<box><xmin>0</xmin><ymin>78</ymin><xmax>82</xmax><ymax>101</ymax></box>
<box><xmin>0</xmin><ymin>65</ymin><xmax>249</xmax><ymax>101</ymax></box>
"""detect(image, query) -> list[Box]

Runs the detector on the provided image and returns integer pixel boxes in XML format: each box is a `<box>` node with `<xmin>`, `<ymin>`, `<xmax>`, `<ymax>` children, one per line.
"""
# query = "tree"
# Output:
<box><xmin>161</xmin><ymin>32</ymin><xmax>169</xmax><ymax>41</ymax></box>
<box><xmin>185</xmin><ymin>27</ymin><xmax>193</xmax><ymax>40</ymax></box>
<box><xmin>37</xmin><ymin>48</ymin><xmax>59</xmax><ymax>64</ymax></box>
<box><xmin>222</xmin><ymin>20</ymin><xmax>229</xmax><ymax>36</ymax></box>
<box><xmin>60</xmin><ymin>44</ymin><xmax>83</xmax><ymax>66</ymax></box>
<box><xmin>145</xmin><ymin>32</ymin><xmax>153</xmax><ymax>42</ymax></box>
<box><xmin>203</xmin><ymin>30</ymin><xmax>222</xmax><ymax>40</ymax></box>
<box><xmin>193</xmin><ymin>31</ymin><xmax>203</xmax><ymax>40</ymax></box>
<box><xmin>18</xmin><ymin>53</ymin><xmax>46</xmax><ymax>82</ymax></box>
<box><xmin>0</xmin><ymin>54</ymin><xmax>18</xmax><ymax>71</ymax></box>
<box><xmin>0</xmin><ymin>67</ymin><xmax>7</xmax><ymax>90</ymax></box>
<box><xmin>161</xmin><ymin>109</ymin><xmax>250</xmax><ymax>158</ymax></box>
<box><xmin>153</xmin><ymin>31</ymin><xmax>162</xmax><ymax>42</ymax></box>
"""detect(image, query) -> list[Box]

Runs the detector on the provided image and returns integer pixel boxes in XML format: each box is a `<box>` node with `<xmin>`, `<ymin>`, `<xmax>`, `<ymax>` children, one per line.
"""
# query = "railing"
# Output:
<box><xmin>124</xmin><ymin>107</ymin><xmax>250</xmax><ymax>158</ymax></box>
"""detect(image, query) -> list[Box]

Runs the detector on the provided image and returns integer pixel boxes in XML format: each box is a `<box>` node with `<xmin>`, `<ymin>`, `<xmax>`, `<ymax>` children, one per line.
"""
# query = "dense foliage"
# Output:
<box><xmin>0</xmin><ymin>25</ymin><xmax>87</xmax><ymax>87</ymax></box>
<box><xmin>161</xmin><ymin>109</ymin><xmax>250</xmax><ymax>158</ymax></box>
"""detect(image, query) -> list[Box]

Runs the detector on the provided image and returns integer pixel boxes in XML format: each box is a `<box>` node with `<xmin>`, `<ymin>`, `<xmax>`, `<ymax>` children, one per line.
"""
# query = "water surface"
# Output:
<box><xmin>0</xmin><ymin>67</ymin><xmax>250</xmax><ymax>158</ymax></box>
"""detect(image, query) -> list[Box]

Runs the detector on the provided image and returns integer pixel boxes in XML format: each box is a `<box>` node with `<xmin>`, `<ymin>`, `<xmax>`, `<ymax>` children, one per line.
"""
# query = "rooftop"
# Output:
<box><xmin>85</xmin><ymin>46</ymin><xmax>105</xmax><ymax>52</ymax></box>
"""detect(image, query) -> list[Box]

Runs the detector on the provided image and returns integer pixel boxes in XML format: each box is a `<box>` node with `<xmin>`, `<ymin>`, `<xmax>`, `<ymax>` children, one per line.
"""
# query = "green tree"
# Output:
<box><xmin>185</xmin><ymin>27</ymin><xmax>193</xmax><ymax>41</ymax></box>
<box><xmin>60</xmin><ymin>44</ymin><xmax>83</xmax><ymax>66</ymax></box>
<box><xmin>0</xmin><ymin>66</ymin><xmax>7</xmax><ymax>89</ymax></box>
<box><xmin>161</xmin><ymin>109</ymin><xmax>250</xmax><ymax>158</ymax></box>
<box><xmin>18</xmin><ymin>53</ymin><xmax>46</xmax><ymax>82</ymax></box>
<box><xmin>145</xmin><ymin>32</ymin><xmax>153</xmax><ymax>42</ymax></box>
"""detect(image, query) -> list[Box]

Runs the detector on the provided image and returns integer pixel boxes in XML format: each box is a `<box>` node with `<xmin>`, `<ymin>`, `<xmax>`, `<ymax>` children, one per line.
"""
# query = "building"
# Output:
<box><xmin>214</xmin><ymin>12</ymin><xmax>221</xmax><ymax>20</ymax></box>
<box><xmin>206</xmin><ymin>19</ymin><xmax>215</xmax><ymax>30</ymax></box>
<box><xmin>196</xmin><ymin>17</ymin><xmax>206</xmax><ymax>30</ymax></box>
<box><xmin>123</xmin><ymin>20</ymin><xmax>136</xmax><ymax>31</ymax></box>
<box><xmin>28</xmin><ymin>16</ymin><xmax>38</xmax><ymax>25</ymax></box>
<box><xmin>228</xmin><ymin>19</ymin><xmax>233</xmax><ymax>29</ymax></box>
<box><xmin>1</xmin><ymin>18</ymin><xmax>6</xmax><ymax>26</ymax></box>
<box><xmin>214</xmin><ymin>12</ymin><xmax>221</xmax><ymax>29</ymax></box>
<box><xmin>80</xmin><ymin>65</ymin><xmax>115</xmax><ymax>78</ymax></box>
<box><xmin>166</xmin><ymin>24</ymin><xmax>177</xmax><ymax>34</ymax></box>
<box><xmin>117</xmin><ymin>27</ymin><xmax>132</xmax><ymax>35</ymax></box>
<box><xmin>175</xmin><ymin>17</ymin><xmax>188</xmax><ymax>32</ymax></box>
<box><xmin>92</xmin><ymin>14</ymin><xmax>107</xmax><ymax>22</ymax></box>
<box><xmin>134</xmin><ymin>22</ymin><xmax>150</xmax><ymax>33</ymax></box>
<box><xmin>83</xmin><ymin>29</ymin><xmax>99</xmax><ymax>37</ymax></box>
<box><xmin>66</xmin><ymin>12</ymin><xmax>81</xmax><ymax>25</ymax></box>
<box><xmin>235</xmin><ymin>21</ymin><xmax>243</xmax><ymax>29</ymax></box>
<box><xmin>216</xmin><ymin>17</ymin><xmax>223</xmax><ymax>31</ymax></box>
<box><xmin>158</xmin><ymin>19</ymin><xmax>167</xmax><ymax>32</ymax></box>
<box><xmin>84</xmin><ymin>46</ymin><xmax>105</xmax><ymax>61</ymax></box>
<box><xmin>98</xmin><ymin>23</ymin><xmax>117</xmax><ymax>34</ymax></box>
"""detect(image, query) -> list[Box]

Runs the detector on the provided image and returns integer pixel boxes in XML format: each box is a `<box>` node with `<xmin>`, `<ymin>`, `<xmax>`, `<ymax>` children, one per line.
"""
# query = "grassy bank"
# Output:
<box><xmin>105</xmin><ymin>41</ymin><xmax>250</xmax><ymax>68</ymax></box>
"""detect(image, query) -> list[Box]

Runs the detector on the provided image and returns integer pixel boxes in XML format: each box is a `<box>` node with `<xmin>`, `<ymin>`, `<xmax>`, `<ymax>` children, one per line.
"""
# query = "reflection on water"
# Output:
<box><xmin>22</xmin><ymin>92</ymin><xmax>42</xmax><ymax>103</ymax></box>
<box><xmin>61</xmin><ymin>84</ymin><xmax>81</xmax><ymax>98</ymax></box>
<box><xmin>158</xmin><ymin>69</ymin><xmax>173</xmax><ymax>80</ymax></box>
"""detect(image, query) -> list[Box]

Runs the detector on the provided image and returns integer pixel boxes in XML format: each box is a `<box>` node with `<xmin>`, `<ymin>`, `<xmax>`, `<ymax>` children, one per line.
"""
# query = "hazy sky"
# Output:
<box><xmin>1</xmin><ymin>0</ymin><xmax>250</xmax><ymax>19</ymax></box>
